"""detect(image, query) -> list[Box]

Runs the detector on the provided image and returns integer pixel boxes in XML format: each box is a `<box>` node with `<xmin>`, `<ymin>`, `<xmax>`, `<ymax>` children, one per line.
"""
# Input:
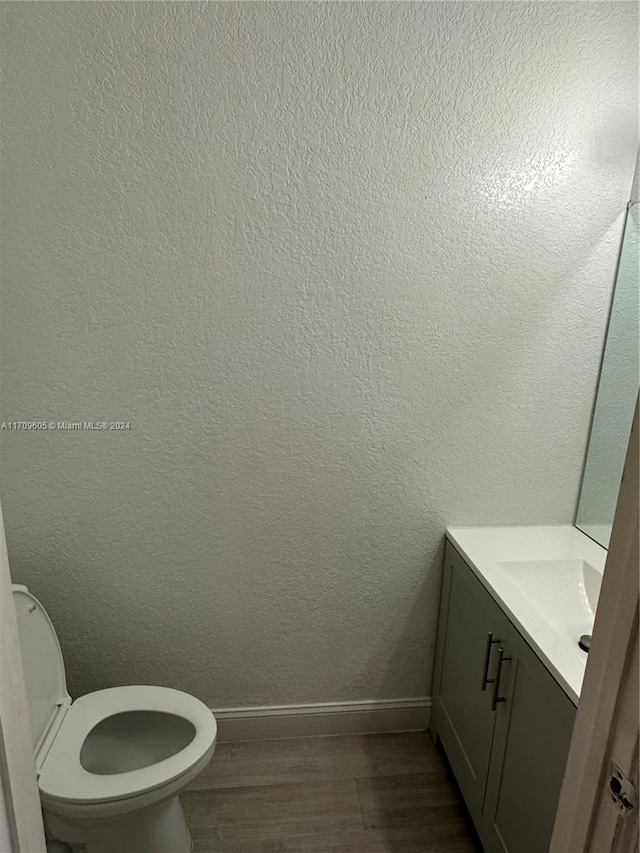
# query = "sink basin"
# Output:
<box><xmin>446</xmin><ymin>526</ymin><xmax>608</xmax><ymax>703</ymax></box>
<box><xmin>497</xmin><ymin>558</ymin><xmax>602</xmax><ymax>636</ymax></box>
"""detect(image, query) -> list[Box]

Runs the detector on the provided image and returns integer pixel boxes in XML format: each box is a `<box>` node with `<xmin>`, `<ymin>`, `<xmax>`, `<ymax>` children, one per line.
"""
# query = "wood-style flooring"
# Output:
<box><xmin>181</xmin><ymin>732</ymin><xmax>482</xmax><ymax>852</ymax></box>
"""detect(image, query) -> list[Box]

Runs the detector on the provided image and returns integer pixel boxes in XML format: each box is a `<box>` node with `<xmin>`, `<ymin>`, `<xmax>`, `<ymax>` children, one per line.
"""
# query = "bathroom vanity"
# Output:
<box><xmin>430</xmin><ymin>526</ymin><xmax>607</xmax><ymax>853</ymax></box>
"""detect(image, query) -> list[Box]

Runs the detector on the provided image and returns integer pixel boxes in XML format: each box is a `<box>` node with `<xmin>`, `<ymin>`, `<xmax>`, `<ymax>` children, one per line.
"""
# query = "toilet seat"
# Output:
<box><xmin>38</xmin><ymin>685</ymin><xmax>217</xmax><ymax>805</ymax></box>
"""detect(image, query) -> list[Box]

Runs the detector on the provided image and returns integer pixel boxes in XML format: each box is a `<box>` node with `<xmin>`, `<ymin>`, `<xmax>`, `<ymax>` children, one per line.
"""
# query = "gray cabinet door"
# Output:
<box><xmin>481</xmin><ymin>626</ymin><xmax>576</xmax><ymax>853</ymax></box>
<box><xmin>431</xmin><ymin>541</ymin><xmax>510</xmax><ymax>824</ymax></box>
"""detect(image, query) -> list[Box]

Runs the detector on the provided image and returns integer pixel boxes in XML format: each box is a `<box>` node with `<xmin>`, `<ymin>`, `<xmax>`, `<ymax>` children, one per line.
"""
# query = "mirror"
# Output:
<box><xmin>576</xmin><ymin>202</ymin><xmax>639</xmax><ymax>548</ymax></box>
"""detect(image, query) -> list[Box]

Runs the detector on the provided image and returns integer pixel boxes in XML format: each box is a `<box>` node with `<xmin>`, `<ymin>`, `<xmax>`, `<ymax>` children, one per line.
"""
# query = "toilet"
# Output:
<box><xmin>12</xmin><ymin>584</ymin><xmax>217</xmax><ymax>853</ymax></box>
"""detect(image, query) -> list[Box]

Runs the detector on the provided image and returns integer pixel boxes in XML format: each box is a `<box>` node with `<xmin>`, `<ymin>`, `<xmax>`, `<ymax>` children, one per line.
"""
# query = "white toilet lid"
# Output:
<box><xmin>12</xmin><ymin>585</ymin><xmax>70</xmax><ymax>752</ymax></box>
<box><xmin>38</xmin><ymin>685</ymin><xmax>217</xmax><ymax>805</ymax></box>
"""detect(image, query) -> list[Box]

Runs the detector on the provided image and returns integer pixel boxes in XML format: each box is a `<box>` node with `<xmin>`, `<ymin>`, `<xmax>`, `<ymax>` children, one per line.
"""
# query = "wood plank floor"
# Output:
<box><xmin>181</xmin><ymin>732</ymin><xmax>482</xmax><ymax>852</ymax></box>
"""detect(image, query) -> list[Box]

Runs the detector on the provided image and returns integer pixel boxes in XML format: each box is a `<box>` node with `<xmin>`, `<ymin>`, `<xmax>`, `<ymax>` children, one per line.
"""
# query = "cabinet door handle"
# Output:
<box><xmin>491</xmin><ymin>647</ymin><xmax>512</xmax><ymax>711</ymax></box>
<box><xmin>481</xmin><ymin>631</ymin><xmax>500</xmax><ymax>691</ymax></box>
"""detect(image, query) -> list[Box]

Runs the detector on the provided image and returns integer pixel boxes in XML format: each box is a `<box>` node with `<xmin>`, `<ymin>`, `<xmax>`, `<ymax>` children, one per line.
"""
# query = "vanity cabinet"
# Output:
<box><xmin>430</xmin><ymin>542</ymin><xmax>510</xmax><ymax>824</ymax></box>
<box><xmin>430</xmin><ymin>540</ymin><xmax>576</xmax><ymax>853</ymax></box>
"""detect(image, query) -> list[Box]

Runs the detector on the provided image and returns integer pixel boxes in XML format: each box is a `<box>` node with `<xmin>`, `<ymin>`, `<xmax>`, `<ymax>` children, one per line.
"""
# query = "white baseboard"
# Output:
<box><xmin>211</xmin><ymin>697</ymin><xmax>431</xmax><ymax>742</ymax></box>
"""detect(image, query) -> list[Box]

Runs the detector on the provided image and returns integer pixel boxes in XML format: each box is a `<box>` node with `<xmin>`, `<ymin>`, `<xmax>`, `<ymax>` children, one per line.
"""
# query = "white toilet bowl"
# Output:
<box><xmin>12</xmin><ymin>585</ymin><xmax>217</xmax><ymax>853</ymax></box>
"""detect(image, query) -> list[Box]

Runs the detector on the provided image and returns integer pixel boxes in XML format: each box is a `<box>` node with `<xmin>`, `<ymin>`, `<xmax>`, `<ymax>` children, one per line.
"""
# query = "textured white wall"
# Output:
<box><xmin>0</xmin><ymin>2</ymin><xmax>637</xmax><ymax>708</ymax></box>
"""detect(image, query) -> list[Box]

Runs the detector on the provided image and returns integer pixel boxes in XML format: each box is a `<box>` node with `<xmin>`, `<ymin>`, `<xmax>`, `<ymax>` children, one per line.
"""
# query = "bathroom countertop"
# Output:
<box><xmin>446</xmin><ymin>525</ymin><xmax>607</xmax><ymax>705</ymax></box>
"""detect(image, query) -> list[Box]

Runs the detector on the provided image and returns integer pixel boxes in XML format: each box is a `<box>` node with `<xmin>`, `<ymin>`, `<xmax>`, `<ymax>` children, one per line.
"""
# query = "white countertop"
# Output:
<box><xmin>446</xmin><ymin>525</ymin><xmax>607</xmax><ymax>705</ymax></box>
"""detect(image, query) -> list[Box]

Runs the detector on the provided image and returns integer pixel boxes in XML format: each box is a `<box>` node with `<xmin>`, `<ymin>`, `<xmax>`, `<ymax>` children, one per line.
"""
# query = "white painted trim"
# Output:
<box><xmin>211</xmin><ymin>698</ymin><xmax>431</xmax><ymax>742</ymax></box>
<box><xmin>551</xmin><ymin>395</ymin><xmax>639</xmax><ymax>852</ymax></box>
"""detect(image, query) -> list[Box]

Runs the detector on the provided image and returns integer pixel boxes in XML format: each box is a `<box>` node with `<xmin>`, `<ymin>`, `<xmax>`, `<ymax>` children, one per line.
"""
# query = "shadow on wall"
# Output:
<box><xmin>351</xmin><ymin>539</ymin><xmax>446</xmax><ymax>703</ymax></box>
<box><xmin>9</xmin><ymin>530</ymin><xmax>446</xmax><ymax>708</ymax></box>
<box><xmin>7</xmin><ymin>535</ymin><xmax>191</xmax><ymax>699</ymax></box>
